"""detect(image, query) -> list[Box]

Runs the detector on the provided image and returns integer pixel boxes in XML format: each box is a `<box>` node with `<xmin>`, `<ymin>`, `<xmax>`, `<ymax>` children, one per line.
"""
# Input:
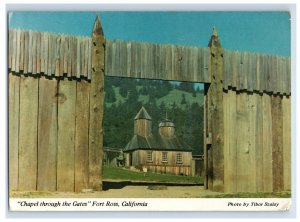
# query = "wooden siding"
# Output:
<box><xmin>8</xmin><ymin>26</ymin><xmax>291</xmax><ymax>193</ymax></box>
<box><xmin>8</xmin><ymin>74</ymin><xmax>93</xmax><ymax>192</ymax></box>
<box><xmin>133</xmin><ymin>150</ymin><xmax>192</xmax><ymax>176</ymax></box>
<box><xmin>223</xmin><ymin>90</ymin><xmax>291</xmax><ymax>192</ymax></box>
<box><xmin>223</xmin><ymin>50</ymin><xmax>290</xmax><ymax>95</ymax></box>
<box><xmin>9</xmin><ymin>29</ymin><xmax>290</xmax><ymax>95</ymax></box>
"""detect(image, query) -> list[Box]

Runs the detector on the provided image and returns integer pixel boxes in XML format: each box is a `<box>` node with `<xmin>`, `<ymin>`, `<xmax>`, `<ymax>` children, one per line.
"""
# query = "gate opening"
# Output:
<box><xmin>103</xmin><ymin>76</ymin><xmax>205</xmax><ymax>190</ymax></box>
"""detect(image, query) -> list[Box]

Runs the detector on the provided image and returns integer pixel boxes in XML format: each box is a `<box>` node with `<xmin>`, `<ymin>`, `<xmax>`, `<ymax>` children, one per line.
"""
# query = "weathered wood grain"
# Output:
<box><xmin>9</xmin><ymin>74</ymin><xmax>20</xmax><ymax>191</ymax></box>
<box><xmin>227</xmin><ymin>89</ymin><xmax>237</xmax><ymax>193</ymax></box>
<box><xmin>28</xmin><ymin>30</ymin><xmax>33</xmax><ymax>74</ymax></box>
<box><xmin>19</xmin><ymin>76</ymin><xmax>38</xmax><ymax>190</ymax></box>
<box><xmin>247</xmin><ymin>92</ymin><xmax>257</xmax><ymax>192</ymax></box>
<box><xmin>20</xmin><ymin>30</ymin><xmax>25</xmax><ymax>71</ymax></box>
<box><xmin>59</xmin><ymin>35</ymin><xmax>64</xmax><ymax>76</ymax></box>
<box><xmin>255</xmin><ymin>93</ymin><xmax>264</xmax><ymax>192</ymax></box>
<box><xmin>282</xmin><ymin>96</ymin><xmax>291</xmax><ymax>191</ymax></box>
<box><xmin>55</xmin><ymin>35</ymin><xmax>61</xmax><ymax>77</ymax></box>
<box><xmin>57</xmin><ymin>80</ymin><xmax>76</xmax><ymax>192</ymax></box>
<box><xmin>271</xmin><ymin>95</ymin><xmax>283</xmax><ymax>192</ymax></box>
<box><xmin>236</xmin><ymin>92</ymin><xmax>250</xmax><ymax>192</ymax></box>
<box><xmin>12</xmin><ymin>29</ymin><xmax>16</xmax><ymax>72</ymax></box>
<box><xmin>15</xmin><ymin>29</ymin><xmax>21</xmax><ymax>73</ymax></box>
<box><xmin>262</xmin><ymin>94</ymin><xmax>273</xmax><ymax>192</ymax></box>
<box><xmin>76</xmin><ymin>37</ymin><xmax>81</xmax><ymax>78</ymax></box>
<box><xmin>36</xmin><ymin>32</ymin><xmax>41</xmax><ymax>74</ymax></box>
<box><xmin>75</xmin><ymin>80</ymin><xmax>90</xmax><ymax>192</ymax></box>
<box><xmin>223</xmin><ymin>90</ymin><xmax>229</xmax><ymax>191</ymax></box>
<box><xmin>47</xmin><ymin>33</ymin><xmax>52</xmax><ymax>75</ymax></box>
<box><xmin>63</xmin><ymin>36</ymin><xmax>69</xmax><ymax>75</ymax></box>
<box><xmin>9</xmin><ymin>30</ymin><xmax>13</xmax><ymax>69</ymax></box>
<box><xmin>208</xmin><ymin>31</ymin><xmax>224</xmax><ymax>192</ymax></box>
<box><xmin>37</xmin><ymin>77</ymin><xmax>58</xmax><ymax>191</ymax></box>
<box><xmin>67</xmin><ymin>36</ymin><xmax>72</xmax><ymax>76</ymax></box>
<box><xmin>32</xmin><ymin>31</ymin><xmax>37</xmax><ymax>74</ymax></box>
<box><xmin>89</xmin><ymin>16</ymin><xmax>105</xmax><ymax>191</ymax></box>
<box><xmin>43</xmin><ymin>32</ymin><xmax>48</xmax><ymax>75</ymax></box>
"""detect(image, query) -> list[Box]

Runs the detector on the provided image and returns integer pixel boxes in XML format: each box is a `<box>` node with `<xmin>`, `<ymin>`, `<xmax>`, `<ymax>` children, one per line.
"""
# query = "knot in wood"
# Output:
<box><xmin>93</xmin><ymin>105</ymin><xmax>98</xmax><ymax>112</ymax></box>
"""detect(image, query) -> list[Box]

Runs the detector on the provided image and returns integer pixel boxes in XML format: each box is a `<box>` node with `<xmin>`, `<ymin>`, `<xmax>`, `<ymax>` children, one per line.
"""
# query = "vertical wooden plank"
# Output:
<box><xmin>76</xmin><ymin>37</ymin><xmax>81</xmax><ymax>78</ymax></box>
<box><xmin>259</xmin><ymin>55</ymin><xmax>264</xmax><ymax>93</ymax></box>
<box><xmin>236</xmin><ymin>92</ymin><xmax>250</xmax><ymax>192</ymax></box>
<box><xmin>9</xmin><ymin>30</ymin><xmax>13</xmax><ymax>69</ymax></box>
<box><xmin>37</xmin><ymin>77</ymin><xmax>58</xmax><ymax>191</ymax></box>
<box><xmin>271</xmin><ymin>95</ymin><xmax>283</xmax><ymax>192</ymax></box>
<box><xmin>85</xmin><ymin>38</ymin><xmax>89</xmax><ymax>78</ymax></box>
<box><xmin>40</xmin><ymin>32</ymin><xmax>45</xmax><ymax>73</ymax></box>
<box><xmin>72</xmin><ymin>36</ymin><xmax>77</xmax><ymax>77</ymax></box>
<box><xmin>80</xmin><ymin>37</ymin><xmax>84</xmax><ymax>77</ymax></box>
<box><xmin>223</xmin><ymin>90</ymin><xmax>229</xmax><ymax>192</ymax></box>
<box><xmin>19</xmin><ymin>76</ymin><xmax>38</xmax><ymax>190</ymax></box>
<box><xmin>55</xmin><ymin>35</ymin><xmax>61</xmax><ymax>77</ymax></box>
<box><xmin>28</xmin><ymin>30</ymin><xmax>33</xmax><ymax>74</ymax></box>
<box><xmin>247</xmin><ymin>53</ymin><xmax>254</xmax><ymax>92</ymax></box>
<box><xmin>32</xmin><ymin>32</ymin><xmax>37</xmax><ymax>75</ymax></box>
<box><xmin>68</xmin><ymin>36</ymin><xmax>72</xmax><ymax>76</ymax></box>
<box><xmin>57</xmin><ymin>80</ymin><xmax>76</xmax><ymax>192</ymax></box>
<box><xmin>255</xmin><ymin>93</ymin><xmax>264</xmax><ymax>192</ymax></box>
<box><xmin>247</xmin><ymin>92</ymin><xmax>257</xmax><ymax>192</ymax></box>
<box><xmin>23</xmin><ymin>31</ymin><xmax>29</xmax><ymax>74</ymax></box>
<box><xmin>11</xmin><ymin>29</ymin><xmax>17</xmax><ymax>72</ymax></box>
<box><xmin>254</xmin><ymin>54</ymin><xmax>260</xmax><ymax>92</ymax></box>
<box><xmin>36</xmin><ymin>32</ymin><xmax>41</xmax><ymax>74</ymax></box>
<box><xmin>87</xmin><ymin>38</ymin><xmax>92</xmax><ymax>80</ymax></box>
<box><xmin>280</xmin><ymin>57</ymin><xmax>286</xmax><ymax>95</ymax></box>
<box><xmin>43</xmin><ymin>32</ymin><xmax>48</xmax><ymax>75</ymax></box>
<box><xmin>9</xmin><ymin>74</ymin><xmax>20</xmax><ymax>191</ymax></box>
<box><xmin>262</xmin><ymin>94</ymin><xmax>273</xmax><ymax>192</ymax></box>
<box><xmin>226</xmin><ymin>89</ymin><xmax>237</xmax><ymax>193</ymax></box>
<box><xmin>89</xmin><ymin>16</ymin><xmax>105</xmax><ymax>191</ymax></box>
<box><xmin>223</xmin><ymin>51</ymin><xmax>228</xmax><ymax>90</ymax></box>
<box><xmin>19</xmin><ymin>30</ymin><xmax>25</xmax><ymax>71</ymax></box>
<box><xmin>59</xmin><ymin>35</ymin><xmax>65</xmax><ymax>76</ymax></box>
<box><xmin>282</xmin><ymin>96</ymin><xmax>291</xmax><ymax>191</ymax></box>
<box><xmin>47</xmin><ymin>33</ymin><xmax>52</xmax><ymax>75</ymax></box>
<box><xmin>15</xmin><ymin>29</ymin><xmax>20</xmax><ymax>73</ymax></box>
<box><xmin>52</xmin><ymin>34</ymin><xmax>58</xmax><ymax>77</ymax></box>
<box><xmin>165</xmin><ymin>45</ymin><xmax>171</xmax><ymax>81</ymax></box>
<box><xmin>75</xmin><ymin>81</ymin><xmax>90</xmax><ymax>192</ymax></box>
<box><xmin>198</xmin><ymin>48</ymin><xmax>204</xmax><ymax>82</ymax></box>
<box><xmin>287</xmin><ymin>58</ymin><xmax>291</xmax><ymax>95</ymax></box>
<box><xmin>64</xmin><ymin>36</ymin><xmax>69</xmax><ymax>75</ymax></box>
<box><xmin>232</xmin><ymin>51</ymin><xmax>238</xmax><ymax>89</ymax></box>
<box><xmin>136</xmin><ymin>43</ymin><xmax>142</xmax><ymax>78</ymax></box>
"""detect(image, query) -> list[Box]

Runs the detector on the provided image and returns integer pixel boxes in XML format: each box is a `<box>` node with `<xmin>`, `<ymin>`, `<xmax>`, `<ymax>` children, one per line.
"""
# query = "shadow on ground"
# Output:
<box><xmin>103</xmin><ymin>180</ymin><xmax>203</xmax><ymax>190</ymax></box>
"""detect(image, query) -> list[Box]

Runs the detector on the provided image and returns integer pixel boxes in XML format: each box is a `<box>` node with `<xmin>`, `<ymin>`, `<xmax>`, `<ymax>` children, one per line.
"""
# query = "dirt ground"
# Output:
<box><xmin>10</xmin><ymin>184</ymin><xmax>220</xmax><ymax>198</ymax></box>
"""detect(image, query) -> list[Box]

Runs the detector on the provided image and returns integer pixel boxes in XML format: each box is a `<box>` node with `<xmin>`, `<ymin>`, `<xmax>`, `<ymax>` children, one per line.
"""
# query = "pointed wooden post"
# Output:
<box><xmin>89</xmin><ymin>16</ymin><xmax>105</xmax><ymax>191</ymax></box>
<box><xmin>206</xmin><ymin>27</ymin><xmax>224</xmax><ymax>192</ymax></box>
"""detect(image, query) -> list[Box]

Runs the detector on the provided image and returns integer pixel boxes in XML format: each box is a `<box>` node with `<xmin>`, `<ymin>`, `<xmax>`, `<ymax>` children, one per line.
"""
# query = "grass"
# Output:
<box><xmin>201</xmin><ymin>191</ymin><xmax>291</xmax><ymax>198</ymax></box>
<box><xmin>156</xmin><ymin>89</ymin><xmax>204</xmax><ymax>109</ymax></box>
<box><xmin>103</xmin><ymin>165</ymin><xmax>203</xmax><ymax>184</ymax></box>
<box><xmin>10</xmin><ymin>191</ymin><xmax>53</xmax><ymax>198</ymax></box>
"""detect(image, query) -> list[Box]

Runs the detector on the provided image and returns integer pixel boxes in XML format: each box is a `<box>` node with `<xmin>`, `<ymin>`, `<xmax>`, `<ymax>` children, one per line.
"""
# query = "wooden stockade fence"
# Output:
<box><xmin>8</xmin><ymin>17</ymin><xmax>291</xmax><ymax>193</ymax></box>
<box><xmin>8</xmin><ymin>29</ymin><xmax>290</xmax><ymax>94</ymax></box>
<box><xmin>204</xmin><ymin>28</ymin><xmax>291</xmax><ymax>193</ymax></box>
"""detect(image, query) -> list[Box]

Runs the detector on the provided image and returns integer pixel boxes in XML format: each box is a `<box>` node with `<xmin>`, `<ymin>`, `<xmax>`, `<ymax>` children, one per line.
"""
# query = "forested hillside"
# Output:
<box><xmin>103</xmin><ymin>76</ymin><xmax>204</xmax><ymax>155</ymax></box>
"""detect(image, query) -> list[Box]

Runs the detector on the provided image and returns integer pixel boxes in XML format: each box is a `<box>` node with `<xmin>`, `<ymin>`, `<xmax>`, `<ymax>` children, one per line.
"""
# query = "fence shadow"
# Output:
<box><xmin>102</xmin><ymin>180</ymin><xmax>203</xmax><ymax>191</ymax></box>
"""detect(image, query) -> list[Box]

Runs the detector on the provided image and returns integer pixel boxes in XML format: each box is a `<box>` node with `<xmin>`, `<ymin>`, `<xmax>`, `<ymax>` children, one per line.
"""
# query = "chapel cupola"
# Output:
<box><xmin>158</xmin><ymin>113</ymin><xmax>175</xmax><ymax>138</ymax></box>
<box><xmin>134</xmin><ymin>106</ymin><xmax>152</xmax><ymax>137</ymax></box>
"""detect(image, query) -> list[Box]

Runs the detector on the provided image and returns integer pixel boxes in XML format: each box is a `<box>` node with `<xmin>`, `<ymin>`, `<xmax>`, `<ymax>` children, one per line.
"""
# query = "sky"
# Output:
<box><xmin>9</xmin><ymin>11</ymin><xmax>291</xmax><ymax>56</ymax></box>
